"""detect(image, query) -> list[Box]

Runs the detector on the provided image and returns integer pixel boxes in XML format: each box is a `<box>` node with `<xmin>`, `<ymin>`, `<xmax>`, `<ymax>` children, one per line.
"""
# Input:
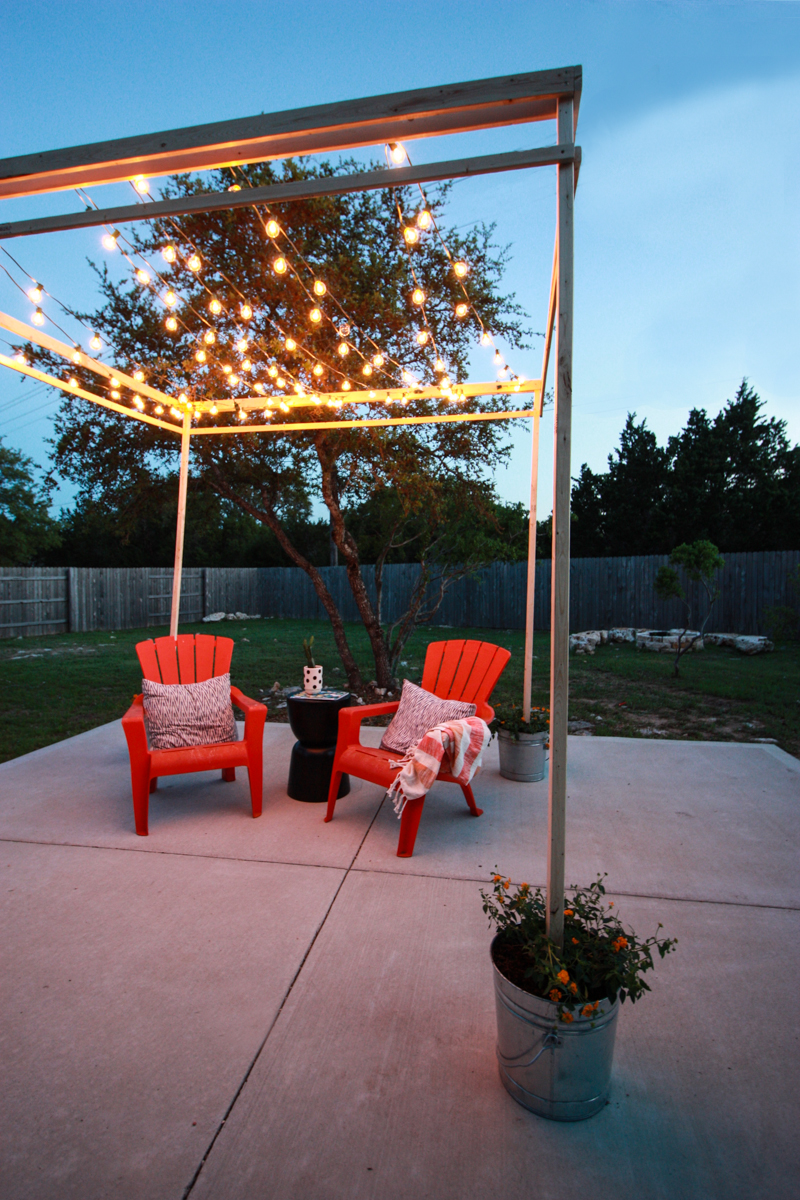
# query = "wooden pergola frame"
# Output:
<box><xmin>0</xmin><ymin>65</ymin><xmax>580</xmax><ymax>944</ymax></box>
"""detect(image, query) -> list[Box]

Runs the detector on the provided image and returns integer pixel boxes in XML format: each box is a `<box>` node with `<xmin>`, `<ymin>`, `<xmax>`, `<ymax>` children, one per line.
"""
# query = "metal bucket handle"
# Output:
<box><xmin>497</xmin><ymin>1028</ymin><xmax>563</xmax><ymax>1069</ymax></box>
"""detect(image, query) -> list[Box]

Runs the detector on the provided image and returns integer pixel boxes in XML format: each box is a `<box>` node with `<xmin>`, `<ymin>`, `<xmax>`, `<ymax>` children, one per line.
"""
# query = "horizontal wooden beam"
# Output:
<box><xmin>0</xmin><ymin>353</ymin><xmax>182</xmax><ymax>434</ymax></box>
<box><xmin>189</xmin><ymin>408</ymin><xmax>536</xmax><ymax>435</ymax></box>
<box><xmin>0</xmin><ymin>145</ymin><xmax>575</xmax><ymax>240</ymax></box>
<box><xmin>196</xmin><ymin>378</ymin><xmax>540</xmax><ymax>412</ymax></box>
<box><xmin>0</xmin><ymin>66</ymin><xmax>581</xmax><ymax>201</ymax></box>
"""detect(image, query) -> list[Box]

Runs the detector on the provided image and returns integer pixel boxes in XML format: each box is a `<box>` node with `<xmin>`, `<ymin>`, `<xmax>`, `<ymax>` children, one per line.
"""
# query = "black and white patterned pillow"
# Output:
<box><xmin>380</xmin><ymin>679</ymin><xmax>476</xmax><ymax>755</ymax></box>
<box><xmin>142</xmin><ymin>672</ymin><xmax>238</xmax><ymax>750</ymax></box>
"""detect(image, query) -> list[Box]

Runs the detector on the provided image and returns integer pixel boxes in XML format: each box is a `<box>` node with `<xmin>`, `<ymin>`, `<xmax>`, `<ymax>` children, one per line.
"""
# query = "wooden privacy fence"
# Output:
<box><xmin>1</xmin><ymin>552</ymin><xmax>798</xmax><ymax>639</ymax></box>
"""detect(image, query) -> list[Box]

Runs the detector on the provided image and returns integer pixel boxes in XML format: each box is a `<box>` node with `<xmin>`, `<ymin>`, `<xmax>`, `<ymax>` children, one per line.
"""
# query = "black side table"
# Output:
<box><xmin>286</xmin><ymin>690</ymin><xmax>352</xmax><ymax>803</ymax></box>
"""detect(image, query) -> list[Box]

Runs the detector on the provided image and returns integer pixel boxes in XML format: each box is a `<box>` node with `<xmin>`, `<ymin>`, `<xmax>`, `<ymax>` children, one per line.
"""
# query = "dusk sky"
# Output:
<box><xmin>1</xmin><ymin>0</ymin><xmax>798</xmax><ymax>516</ymax></box>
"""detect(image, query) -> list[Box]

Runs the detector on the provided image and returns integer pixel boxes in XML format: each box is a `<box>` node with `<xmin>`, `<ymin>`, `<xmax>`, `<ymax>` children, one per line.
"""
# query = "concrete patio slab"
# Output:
<box><xmin>1</xmin><ymin>840</ymin><xmax>344</xmax><ymax>1200</ymax></box>
<box><xmin>191</xmin><ymin>870</ymin><xmax>800</xmax><ymax>1200</ymax></box>
<box><xmin>352</xmin><ymin>736</ymin><xmax>800</xmax><ymax>907</ymax></box>
<box><xmin>0</xmin><ymin>721</ymin><xmax>384</xmax><ymax>868</ymax></box>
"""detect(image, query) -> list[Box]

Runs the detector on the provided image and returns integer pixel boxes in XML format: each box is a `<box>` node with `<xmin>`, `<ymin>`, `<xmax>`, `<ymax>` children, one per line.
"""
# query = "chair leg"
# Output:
<box><xmin>460</xmin><ymin>782</ymin><xmax>483</xmax><ymax>817</ymax></box>
<box><xmin>149</xmin><ymin>777</ymin><xmax>158</xmax><ymax>793</ymax></box>
<box><xmin>131</xmin><ymin>768</ymin><xmax>150</xmax><ymax>836</ymax></box>
<box><xmin>222</xmin><ymin>767</ymin><xmax>236</xmax><ymax>782</ymax></box>
<box><xmin>396</xmin><ymin>796</ymin><xmax>425</xmax><ymax>857</ymax></box>
<box><xmin>246</xmin><ymin>757</ymin><xmax>263</xmax><ymax>818</ymax></box>
<box><xmin>324</xmin><ymin>770</ymin><xmax>343</xmax><ymax>822</ymax></box>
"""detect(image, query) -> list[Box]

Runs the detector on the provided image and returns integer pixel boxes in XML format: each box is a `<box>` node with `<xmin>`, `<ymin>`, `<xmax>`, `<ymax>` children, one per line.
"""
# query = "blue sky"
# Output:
<box><xmin>1</xmin><ymin>0</ymin><xmax>798</xmax><ymax>517</ymax></box>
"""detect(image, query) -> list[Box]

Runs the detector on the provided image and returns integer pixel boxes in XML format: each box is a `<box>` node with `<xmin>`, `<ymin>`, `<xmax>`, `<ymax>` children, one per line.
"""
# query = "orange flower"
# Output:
<box><xmin>549</xmin><ymin>989</ymin><xmax>562</xmax><ymax>1002</ymax></box>
<box><xmin>581</xmin><ymin>1004</ymin><xmax>594</xmax><ymax>1017</ymax></box>
<box><xmin>557</xmin><ymin>970</ymin><xmax>570</xmax><ymax>985</ymax></box>
<box><xmin>608</xmin><ymin>901</ymin><xmax>614</xmax><ymax>907</ymax></box>
<box><xmin>572</xmin><ymin>937</ymin><xmax>579</xmax><ymax>945</ymax></box>
<box><xmin>569</xmin><ymin>982</ymin><xmax>578</xmax><ymax>994</ymax></box>
<box><xmin>616</xmin><ymin>936</ymin><xmax>628</xmax><ymax>949</ymax></box>
<box><xmin>564</xmin><ymin>909</ymin><xmax>574</xmax><ymax>917</ymax></box>
<box><xmin>493</xmin><ymin>874</ymin><xmax>501</xmax><ymax>882</ymax></box>
<box><xmin>560</xmin><ymin>1012</ymin><xmax>574</xmax><ymax>1023</ymax></box>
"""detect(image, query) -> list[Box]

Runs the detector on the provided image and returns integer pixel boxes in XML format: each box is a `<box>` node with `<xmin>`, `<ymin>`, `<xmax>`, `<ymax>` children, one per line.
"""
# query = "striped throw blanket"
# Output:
<box><xmin>386</xmin><ymin>717</ymin><xmax>491</xmax><ymax>816</ymax></box>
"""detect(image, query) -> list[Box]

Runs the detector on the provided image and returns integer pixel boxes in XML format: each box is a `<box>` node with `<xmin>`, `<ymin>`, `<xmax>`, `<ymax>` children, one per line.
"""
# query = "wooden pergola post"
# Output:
<box><xmin>522</xmin><ymin>397</ymin><xmax>541</xmax><ymax>722</ymax></box>
<box><xmin>546</xmin><ymin>96</ymin><xmax>575</xmax><ymax>949</ymax></box>
<box><xmin>169</xmin><ymin>409</ymin><xmax>192</xmax><ymax>639</ymax></box>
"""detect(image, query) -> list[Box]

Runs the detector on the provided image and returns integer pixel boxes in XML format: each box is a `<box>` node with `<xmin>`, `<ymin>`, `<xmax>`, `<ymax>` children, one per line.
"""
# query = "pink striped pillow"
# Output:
<box><xmin>380</xmin><ymin>680</ymin><xmax>476</xmax><ymax>755</ymax></box>
<box><xmin>142</xmin><ymin>672</ymin><xmax>238</xmax><ymax>750</ymax></box>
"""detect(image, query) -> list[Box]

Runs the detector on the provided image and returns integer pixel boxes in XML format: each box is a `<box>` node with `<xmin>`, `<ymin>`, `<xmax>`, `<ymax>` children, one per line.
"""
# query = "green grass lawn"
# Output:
<box><xmin>1</xmin><ymin>618</ymin><xmax>797</xmax><ymax>763</ymax></box>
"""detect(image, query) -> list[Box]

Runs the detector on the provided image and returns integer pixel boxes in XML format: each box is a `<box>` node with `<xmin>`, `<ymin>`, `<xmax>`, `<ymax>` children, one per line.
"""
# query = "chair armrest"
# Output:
<box><xmin>337</xmin><ymin>701</ymin><xmax>399</xmax><ymax>742</ymax></box>
<box><xmin>121</xmin><ymin>695</ymin><xmax>149</xmax><ymax>758</ymax></box>
<box><xmin>230</xmin><ymin>687</ymin><xmax>267</xmax><ymax>743</ymax></box>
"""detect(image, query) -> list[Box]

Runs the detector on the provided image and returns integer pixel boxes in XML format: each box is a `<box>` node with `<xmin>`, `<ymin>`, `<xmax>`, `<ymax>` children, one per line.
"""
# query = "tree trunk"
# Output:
<box><xmin>205</xmin><ymin>466</ymin><xmax>364</xmax><ymax>690</ymax></box>
<box><xmin>319</xmin><ymin>451</ymin><xmax>393</xmax><ymax>689</ymax></box>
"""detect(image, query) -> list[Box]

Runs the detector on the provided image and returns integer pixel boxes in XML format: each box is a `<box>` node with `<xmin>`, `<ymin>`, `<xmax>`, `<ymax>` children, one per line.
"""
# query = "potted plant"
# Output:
<box><xmin>302</xmin><ymin>636</ymin><xmax>323</xmax><ymax>694</ymax></box>
<box><xmin>481</xmin><ymin>872</ymin><xmax>676</xmax><ymax>1121</ymax></box>
<box><xmin>490</xmin><ymin>703</ymin><xmax>549</xmax><ymax>781</ymax></box>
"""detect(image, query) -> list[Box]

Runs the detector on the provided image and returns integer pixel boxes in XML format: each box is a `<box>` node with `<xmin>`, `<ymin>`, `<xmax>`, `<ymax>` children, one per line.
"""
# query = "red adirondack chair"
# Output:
<box><xmin>121</xmin><ymin>634</ymin><xmax>267</xmax><ymax>836</ymax></box>
<box><xmin>325</xmin><ymin>639</ymin><xmax>510</xmax><ymax>857</ymax></box>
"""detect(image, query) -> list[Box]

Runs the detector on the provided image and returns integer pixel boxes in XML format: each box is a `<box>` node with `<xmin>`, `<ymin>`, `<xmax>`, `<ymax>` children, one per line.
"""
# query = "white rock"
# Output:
<box><xmin>202</xmin><ymin>611</ymin><xmax>226</xmax><ymax>623</ymax></box>
<box><xmin>733</xmin><ymin>635</ymin><xmax>774</xmax><ymax>655</ymax></box>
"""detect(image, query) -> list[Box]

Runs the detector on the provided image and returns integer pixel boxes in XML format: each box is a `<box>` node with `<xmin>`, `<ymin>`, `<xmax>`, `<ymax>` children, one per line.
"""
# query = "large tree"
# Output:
<box><xmin>570</xmin><ymin>381</ymin><xmax>800</xmax><ymax>556</ymax></box>
<box><xmin>0</xmin><ymin>439</ymin><xmax>60</xmax><ymax>566</ymax></box>
<box><xmin>37</xmin><ymin>159</ymin><xmax>529</xmax><ymax>688</ymax></box>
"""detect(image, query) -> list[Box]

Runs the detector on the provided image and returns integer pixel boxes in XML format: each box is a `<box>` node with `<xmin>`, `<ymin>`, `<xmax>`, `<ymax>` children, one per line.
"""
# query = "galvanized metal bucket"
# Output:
<box><xmin>491</xmin><ymin>936</ymin><xmax>619</xmax><ymax>1120</ymax></box>
<box><xmin>497</xmin><ymin>730</ymin><xmax>548</xmax><ymax>782</ymax></box>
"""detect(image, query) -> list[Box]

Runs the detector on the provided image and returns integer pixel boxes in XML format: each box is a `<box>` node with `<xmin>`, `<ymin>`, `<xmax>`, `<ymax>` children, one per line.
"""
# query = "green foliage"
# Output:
<box><xmin>654</xmin><ymin>540</ymin><xmax>725</xmax><ymax>676</ymax></box>
<box><xmin>571</xmin><ymin>382</ymin><xmax>800</xmax><ymax>556</ymax></box>
<box><xmin>481</xmin><ymin>873</ymin><xmax>677</xmax><ymax>1018</ymax></box>
<box><xmin>764</xmin><ymin>565</ymin><xmax>800</xmax><ymax>641</ymax></box>
<box><xmin>0</xmin><ymin>439</ymin><xmax>60</xmax><ymax>566</ymax></box>
<box><xmin>488</xmin><ymin>702</ymin><xmax>549</xmax><ymax>739</ymax></box>
<box><xmin>302</xmin><ymin>636</ymin><xmax>315</xmax><ymax>667</ymax></box>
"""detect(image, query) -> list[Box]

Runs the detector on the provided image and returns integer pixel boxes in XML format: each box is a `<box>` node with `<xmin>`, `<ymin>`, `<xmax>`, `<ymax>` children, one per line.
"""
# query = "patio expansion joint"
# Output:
<box><xmin>180</xmin><ymin>793</ymin><xmax>389</xmax><ymax>1200</ymax></box>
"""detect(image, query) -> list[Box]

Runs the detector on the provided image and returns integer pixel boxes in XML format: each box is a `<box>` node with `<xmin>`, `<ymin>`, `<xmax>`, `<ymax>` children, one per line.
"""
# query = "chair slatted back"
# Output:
<box><xmin>136</xmin><ymin>634</ymin><xmax>234</xmax><ymax>684</ymax></box>
<box><xmin>421</xmin><ymin>639</ymin><xmax>510</xmax><ymax>720</ymax></box>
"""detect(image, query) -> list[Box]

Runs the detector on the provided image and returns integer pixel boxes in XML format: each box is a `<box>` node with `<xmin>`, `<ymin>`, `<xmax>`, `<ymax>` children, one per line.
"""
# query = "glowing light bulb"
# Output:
<box><xmin>240</xmin><ymin>303</ymin><xmax>252</xmax><ymax>320</ymax></box>
<box><xmin>434</xmin><ymin>358</ymin><xmax>445</xmax><ymax>372</ymax></box>
<box><xmin>133</xmin><ymin>175</ymin><xmax>150</xmax><ymax>194</ymax></box>
<box><xmin>416</xmin><ymin>210</ymin><xmax>432</xmax><ymax>230</ymax></box>
<box><xmin>210</xmin><ymin>404</ymin><xmax>218</xmax><ymax>415</ymax></box>
<box><xmin>313</xmin><ymin>280</ymin><xmax>327</xmax><ymax>297</ymax></box>
<box><xmin>69</xmin><ymin>376</ymin><xmax>78</xmax><ymax>387</ymax></box>
<box><xmin>313</xmin><ymin>363</ymin><xmax>323</xmax><ymax>377</ymax></box>
<box><xmin>136</xmin><ymin>268</ymin><xmax>151</xmax><ymax>284</ymax></box>
<box><xmin>265</xmin><ymin>219</ymin><xmax>280</xmax><ymax>238</ymax></box>
<box><xmin>155</xmin><ymin>404</ymin><xmax>164</xmax><ymax>414</ymax></box>
<box><xmin>102</xmin><ymin>230</ymin><xmax>120</xmax><ymax>251</ymax></box>
<box><xmin>338</xmin><ymin>321</ymin><xmax>351</xmax><ymax>337</ymax></box>
<box><xmin>262</xmin><ymin>407</ymin><xmax>271</xmax><ymax>418</ymax></box>
<box><xmin>284</xmin><ymin>337</ymin><xmax>296</xmax><ymax>351</ymax></box>
<box><xmin>134</xmin><ymin>369</ymin><xmax>145</xmax><ymax>381</ymax></box>
<box><xmin>162</xmin><ymin>245</ymin><xmax>177</xmax><ymax>263</ymax></box>
<box><xmin>342</xmin><ymin>380</ymin><xmax>351</xmax><ymax>391</ymax></box>
<box><xmin>195</xmin><ymin>349</ymin><xmax>207</xmax><ymax>363</ymax></box>
<box><xmin>165</xmin><ymin>316</ymin><xmax>178</xmax><ymax>331</ymax></box>
<box><xmin>229</xmin><ymin>374</ymin><xmax>239</xmax><ymax>386</ymax></box>
<box><xmin>268</xmin><ymin>365</ymin><xmax>278</xmax><ymax>378</ymax></box>
<box><xmin>110</xmin><ymin>376</ymin><xmax>120</xmax><ymax>387</ymax></box>
<box><xmin>223</xmin><ymin>364</ymin><xmax>232</xmax><ymax>374</ymax></box>
<box><xmin>494</xmin><ymin>350</ymin><xmax>503</xmax><ymax>366</ymax></box>
<box><xmin>178</xmin><ymin>393</ymin><xmax>188</xmax><ymax>404</ymax></box>
<box><xmin>388</xmin><ymin>142</ymin><xmax>405</xmax><ymax>164</ymax></box>
<box><xmin>481</xmin><ymin>332</ymin><xmax>492</xmax><ymax>346</ymax></box>
<box><xmin>32</xmin><ymin>307</ymin><xmax>45</xmax><ymax>325</ymax></box>
<box><xmin>209</xmin><ymin>297</ymin><xmax>222</xmax><ymax>314</ymax></box>
<box><xmin>242</xmin><ymin>358</ymin><xmax>252</xmax><ymax>372</ymax></box>
<box><xmin>362</xmin><ymin>363</ymin><xmax>373</xmax><ymax>376</ymax></box>
<box><xmin>228</xmin><ymin>184</ymin><xmax>242</xmax><ymax>193</ymax></box>
<box><xmin>236</xmin><ymin>338</ymin><xmax>249</xmax><ymax>351</ymax></box>
<box><xmin>170</xmin><ymin>406</ymin><xmax>180</xmax><ymax>417</ymax></box>
<box><xmin>28</xmin><ymin>284</ymin><xmax>43</xmax><ymax>303</ymax></box>
<box><xmin>411</xmin><ymin>288</ymin><xmax>425</xmax><ymax>306</ymax></box>
<box><xmin>14</xmin><ymin>352</ymin><xmax>26</xmax><ymax>364</ymax></box>
<box><xmin>72</xmin><ymin>347</ymin><xmax>82</xmax><ymax>364</ymax></box>
<box><xmin>372</xmin><ymin>353</ymin><xmax>385</xmax><ymax>368</ymax></box>
<box><xmin>338</xmin><ymin>342</ymin><xmax>349</xmax><ymax>357</ymax></box>
<box><xmin>455</xmin><ymin>303</ymin><xmax>469</xmax><ymax>318</ymax></box>
<box><xmin>369</xmin><ymin>390</ymin><xmax>376</xmax><ymax>399</ymax></box>
<box><xmin>134</xmin><ymin>397</ymin><xmax>144</xmax><ymax>409</ymax></box>
<box><xmin>403</xmin><ymin>227</ymin><xmax>419</xmax><ymax>245</ymax></box>
<box><xmin>416</xmin><ymin>331</ymin><xmax>429</xmax><ymax>346</ymax></box>
<box><xmin>110</xmin><ymin>389</ymin><xmax>121</xmax><ymax>399</ymax></box>
<box><xmin>90</xmin><ymin>334</ymin><xmax>102</xmax><ymax>351</ymax></box>
<box><xmin>309</xmin><ymin>307</ymin><xmax>322</xmax><ymax>323</ymax></box>
<box><xmin>273</xmin><ymin>257</ymin><xmax>287</xmax><ymax>274</ymax></box>
<box><xmin>454</xmin><ymin>261</ymin><xmax>469</xmax><ymax>278</ymax></box>
<box><xmin>280</xmin><ymin>402</ymin><xmax>289</xmax><ymax>413</ymax></box>
<box><xmin>182</xmin><ymin>254</ymin><xmax>199</xmax><ymax>273</ymax></box>
<box><xmin>254</xmin><ymin>382</ymin><xmax>264</xmax><ymax>393</ymax></box>
<box><xmin>165</xmin><ymin>290</ymin><xmax>177</xmax><ymax>307</ymax></box>
<box><xmin>203</xmin><ymin>329</ymin><xmax>216</xmax><ymax>345</ymax></box>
